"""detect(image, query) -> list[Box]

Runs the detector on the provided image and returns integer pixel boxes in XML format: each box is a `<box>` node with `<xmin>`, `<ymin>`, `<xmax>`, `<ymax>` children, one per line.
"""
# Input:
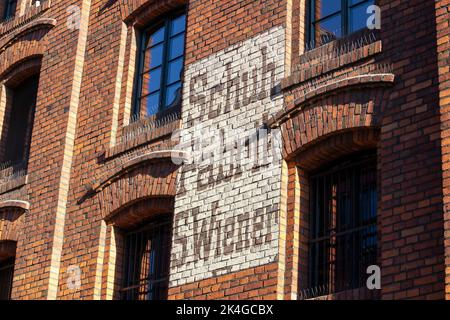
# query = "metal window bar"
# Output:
<box><xmin>121</xmin><ymin>218</ymin><xmax>172</xmax><ymax>300</ymax></box>
<box><xmin>306</xmin><ymin>154</ymin><xmax>377</xmax><ymax>299</ymax></box>
<box><xmin>0</xmin><ymin>258</ymin><xmax>15</xmax><ymax>300</ymax></box>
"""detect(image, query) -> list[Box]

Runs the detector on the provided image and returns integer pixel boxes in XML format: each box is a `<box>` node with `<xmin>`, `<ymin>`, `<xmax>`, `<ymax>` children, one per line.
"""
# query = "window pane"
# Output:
<box><xmin>142</xmin><ymin>92</ymin><xmax>160</xmax><ymax>115</ymax></box>
<box><xmin>167</xmin><ymin>58</ymin><xmax>183</xmax><ymax>85</ymax></box>
<box><xmin>314</xmin><ymin>0</ymin><xmax>341</xmax><ymax>20</ymax></box>
<box><xmin>349</xmin><ymin>1</ymin><xmax>374</xmax><ymax>33</ymax></box>
<box><xmin>121</xmin><ymin>219</ymin><xmax>171</xmax><ymax>300</ymax></box>
<box><xmin>307</xmin><ymin>154</ymin><xmax>377</xmax><ymax>298</ymax></box>
<box><xmin>0</xmin><ymin>258</ymin><xmax>15</xmax><ymax>300</ymax></box>
<box><xmin>171</xmin><ymin>14</ymin><xmax>186</xmax><ymax>36</ymax></box>
<box><xmin>3</xmin><ymin>75</ymin><xmax>39</xmax><ymax>163</ymax></box>
<box><xmin>165</xmin><ymin>82</ymin><xmax>182</xmax><ymax>108</ymax></box>
<box><xmin>315</xmin><ymin>14</ymin><xmax>342</xmax><ymax>45</ymax></box>
<box><xmin>144</xmin><ymin>44</ymin><xmax>164</xmax><ymax>70</ymax></box>
<box><xmin>141</xmin><ymin>68</ymin><xmax>161</xmax><ymax>95</ymax></box>
<box><xmin>169</xmin><ymin>34</ymin><xmax>185</xmax><ymax>60</ymax></box>
<box><xmin>146</xmin><ymin>26</ymin><xmax>165</xmax><ymax>48</ymax></box>
<box><xmin>349</xmin><ymin>0</ymin><xmax>368</xmax><ymax>5</ymax></box>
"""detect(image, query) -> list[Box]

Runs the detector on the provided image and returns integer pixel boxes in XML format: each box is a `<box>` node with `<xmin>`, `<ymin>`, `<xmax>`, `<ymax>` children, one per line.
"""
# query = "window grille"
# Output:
<box><xmin>307</xmin><ymin>153</ymin><xmax>377</xmax><ymax>297</ymax></box>
<box><xmin>121</xmin><ymin>218</ymin><xmax>172</xmax><ymax>300</ymax></box>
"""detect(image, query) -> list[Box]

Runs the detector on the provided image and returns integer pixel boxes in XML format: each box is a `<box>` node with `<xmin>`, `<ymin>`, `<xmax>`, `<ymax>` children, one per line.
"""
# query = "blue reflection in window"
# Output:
<box><xmin>309</xmin><ymin>0</ymin><xmax>375</xmax><ymax>49</ymax></box>
<box><xmin>167</xmin><ymin>58</ymin><xmax>183</xmax><ymax>85</ymax></box>
<box><xmin>135</xmin><ymin>13</ymin><xmax>186</xmax><ymax>118</ymax></box>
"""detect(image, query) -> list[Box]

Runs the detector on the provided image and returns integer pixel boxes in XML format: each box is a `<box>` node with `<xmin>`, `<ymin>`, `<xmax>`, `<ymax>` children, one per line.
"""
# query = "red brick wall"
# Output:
<box><xmin>168</xmin><ymin>263</ymin><xmax>278</xmax><ymax>300</ymax></box>
<box><xmin>376</xmin><ymin>0</ymin><xmax>445</xmax><ymax>299</ymax></box>
<box><xmin>185</xmin><ymin>0</ymin><xmax>286</xmax><ymax>65</ymax></box>
<box><xmin>435</xmin><ymin>0</ymin><xmax>450</xmax><ymax>300</ymax></box>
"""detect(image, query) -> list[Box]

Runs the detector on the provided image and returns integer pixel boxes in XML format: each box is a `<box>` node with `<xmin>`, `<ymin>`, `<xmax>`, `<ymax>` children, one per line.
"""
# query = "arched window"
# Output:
<box><xmin>133</xmin><ymin>11</ymin><xmax>186</xmax><ymax>119</ymax></box>
<box><xmin>1</xmin><ymin>74</ymin><xmax>40</xmax><ymax>165</ymax></box>
<box><xmin>308</xmin><ymin>0</ymin><xmax>375</xmax><ymax>48</ymax></box>
<box><xmin>307</xmin><ymin>151</ymin><xmax>377</xmax><ymax>296</ymax></box>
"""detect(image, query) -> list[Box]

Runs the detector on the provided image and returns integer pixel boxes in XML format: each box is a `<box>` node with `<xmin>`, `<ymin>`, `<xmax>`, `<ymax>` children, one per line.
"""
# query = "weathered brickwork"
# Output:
<box><xmin>0</xmin><ymin>0</ymin><xmax>448</xmax><ymax>300</ymax></box>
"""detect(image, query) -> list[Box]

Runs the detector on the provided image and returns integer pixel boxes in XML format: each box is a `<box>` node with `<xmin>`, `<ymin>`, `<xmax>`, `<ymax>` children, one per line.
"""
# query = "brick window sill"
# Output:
<box><xmin>282</xmin><ymin>30</ymin><xmax>382</xmax><ymax>91</ymax></box>
<box><xmin>104</xmin><ymin>115</ymin><xmax>181</xmax><ymax>160</ymax></box>
<box><xmin>0</xmin><ymin>0</ymin><xmax>52</xmax><ymax>38</ymax></box>
<box><xmin>0</xmin><ymin>173</ymin><xmax>28</xmax><ymax>195</ymax></box>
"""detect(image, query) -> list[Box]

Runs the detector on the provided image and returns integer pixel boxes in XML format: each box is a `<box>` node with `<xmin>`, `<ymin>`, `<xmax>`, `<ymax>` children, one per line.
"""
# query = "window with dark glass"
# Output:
<box><xmin>308</xmin><ymin>0</ymin><xmax>375</xmax><ymax>48</ymax></box>
<box><xmin>0</xmin><ymin>258</ymin><xmax>14</xmax><ymax>300</ymax></box>
<box><xmin>121</xmin><ymin>217</ymin><xmax>172</xmax><ymax>300</ymax></box>
<box><xmin>1</xmin><ymin>74</ymin><xmax>39</xmax><ymax>164</ymax></box>
<box><xmin>2</xmin><ymin>0</ymin><xmax>17</xmax><ymax>20</ymax></box>
<box><xmin>308</xmin><ymin>152</ymin><xmax>377</xmax><ymax>295</ymax></box>
<box><xmin>134</xmin><ymin>12</ymin><xmax>186</xmax><ymax>119</ymax></box>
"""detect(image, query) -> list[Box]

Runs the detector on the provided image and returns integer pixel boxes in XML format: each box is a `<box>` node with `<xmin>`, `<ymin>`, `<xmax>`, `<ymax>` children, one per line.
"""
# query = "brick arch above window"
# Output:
<box><xmin>294</xmin><ymin>127</ymin><xmax>380</xmax><ymax>171</ymax></box>
<box><xmin>105</xmin><ymin>197</ymin><xmax>174</xmax><ymax>230</ymax></box>
<box><xmin>0</xmin><ymin>25</ymin><xmax>49</xmax><ymax>78</ymax></box>
<box><xmin>0</xmin><ymin>17</ymin><xmax>56</xmax><ymax>53</ymax></box>
<box><xmin>0</xmin><ymin>240</ymin><xmax>16</xmax><ymax>261</ymax></box>
<box><xmin>272</xmin><ymin>86</ymin><xmax>390</xmax><ymax>160</ymax></box>
<box><xmin>93</xmin><ymin>154</ymin><xmax>181</xmax><ymax>220</ymax></box>
<box><xmin>118</xmin><ymin>0</ymin><xmax>186</xmax><ymax>26</ymax></box>
<box><xmin>0</xmin><ymin>200</ymin><xmax>29</xmax><ymax>242</ymax></box>
<box><xmin>0</xmin><ymin>56</ymin><xmax>41</xmax><ymax>86</ymax></box>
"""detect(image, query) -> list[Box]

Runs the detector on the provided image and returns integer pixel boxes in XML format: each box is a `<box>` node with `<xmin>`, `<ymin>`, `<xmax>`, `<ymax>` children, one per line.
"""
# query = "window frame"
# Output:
<box><xmin>1</xmin><ymin>74</ymin><xmax>40</xmax><ymax>165</ymax></box>
<box><xmin>307</xmin><ymin>152</ymin><xmax>378</xmax><ymax>295</ymax></box>
<box><xmin>132</xmin><ymin>9</ymin><xmax>187</xmax><ymax>120</ymax></box>
<box><xmin>120</xmin><ymin>216</ymin><xmax>172</xmax><ymax>300</ymax></box>
<box><xmin>307</xmin><ymin>0</ymin><xmax>374</xmax><ymax>48</ymax></box>
<box><xmin>0</xmin><ymin>258</ymin><xmax>15</xmax><ymax>300</ymax></box>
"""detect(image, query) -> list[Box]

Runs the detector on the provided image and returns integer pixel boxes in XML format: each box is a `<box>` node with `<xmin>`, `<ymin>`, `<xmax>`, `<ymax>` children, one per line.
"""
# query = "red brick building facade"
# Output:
<box><xmin>0</xmin><ymin>0</ymin><xmax>448</xmax><ymax>300</ymax></box>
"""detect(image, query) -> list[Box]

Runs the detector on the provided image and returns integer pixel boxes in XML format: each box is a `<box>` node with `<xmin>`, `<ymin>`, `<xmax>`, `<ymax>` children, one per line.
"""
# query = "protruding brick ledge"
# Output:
<box><xmin>105</xmin><ymin>118</ymin><xmax>181</xmax><ymax>160</ymax></box>
<box><xmin>282</xmin><ymin>40</ymin><xmax>383</xmax><ymax>91</ymax></box>
<box><xmin>0</xmin><ymin>200</ymin><xmax>28</xmax><ymax>243</ymax></box>
<box><xmin>0</xmin><ymin>175</ymin><xmax>28</xmax><ymax>195</ymax></box>
<box><xmin>0</xmin><ymin>0</ymin><xmax>52</xmax><ymax>38</ymax></box>
<box><xmin>0</xmin><ymin>200</ymin><xmax>30</xmax><ymax>211</ymax></box>
<box><xmin>269</xmin><ymin>73</ymin><xmax>395</xmax><ymax>128</ymax></box>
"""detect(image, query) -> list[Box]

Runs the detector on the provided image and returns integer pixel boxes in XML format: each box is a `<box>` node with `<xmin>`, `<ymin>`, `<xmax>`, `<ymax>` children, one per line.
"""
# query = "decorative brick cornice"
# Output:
<box><xmin>0</xmin><ymin>0</ymin><xmax>52</xmax><ymax>38</ymax></box>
